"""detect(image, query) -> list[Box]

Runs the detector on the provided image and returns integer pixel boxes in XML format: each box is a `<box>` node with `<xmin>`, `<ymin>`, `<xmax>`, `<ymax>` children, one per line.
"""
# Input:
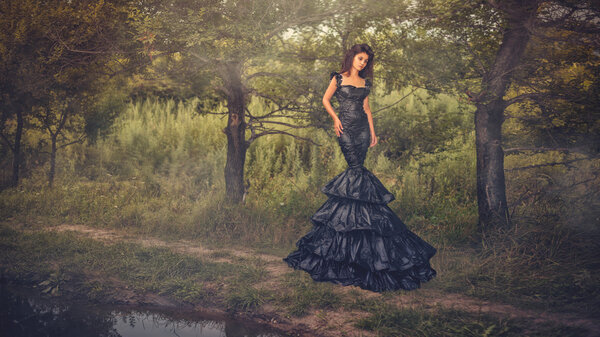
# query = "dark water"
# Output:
<box><xmin>0</xmin><ymin>283</ymin><xmax>286</xmax><ymax>337</ymax></box>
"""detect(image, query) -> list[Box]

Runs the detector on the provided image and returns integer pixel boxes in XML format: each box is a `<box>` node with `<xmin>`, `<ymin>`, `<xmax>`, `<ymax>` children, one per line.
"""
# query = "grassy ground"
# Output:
<box><xmin>1</xmin><ymin>221</ymin><xmax>597</xmax><ymax>337</ymax></box>
<box><xmin>2</xmin><ymin>174</ymin><xmax>598</xmax><ymax>322</ymax></box>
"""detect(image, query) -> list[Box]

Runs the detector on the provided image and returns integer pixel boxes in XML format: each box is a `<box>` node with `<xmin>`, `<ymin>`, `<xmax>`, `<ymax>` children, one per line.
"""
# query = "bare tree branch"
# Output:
<box><xmin>505</xmin><ymin>156</ymin><xmax>598</xmax><ymax>171</ymax></box>
<box><xmin>57</xmin><ymin>133</ymin><xmax>87</xmax><ymax>149</ymax></box>
<box><xmin>245</xmin><ymin>71</ymin><xmax>289</xmax><ymax>81</ymax></box>
<box><xmin>250</xmin><ymin>118</ymin><xmax>311</xmax><ymax>129</ymax></box>
<box><xmin>503</xmin><ymin>146</ymin><xmax>589</xmax><ymax>155</ymax></box>
<box><xmin>247</xmin><ymin>129</ymin><xmax>322</xmax><ymax>146</ymax></box>
<box><xmin>372</xmin><ymin>87</ymin><xmax>419</xmax><ymax>114</ymax></box>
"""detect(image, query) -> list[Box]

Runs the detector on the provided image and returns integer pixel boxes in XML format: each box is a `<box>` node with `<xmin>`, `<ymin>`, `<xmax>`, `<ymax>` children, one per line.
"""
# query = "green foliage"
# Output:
<box><xmin>388</xmin><ymin>130</ymin><xmax>478</xmax><ymax>244</ymax></box>
<box><xmin>1</xmin><ymin>91</ymin><xmax>479</xmax><ymax>247</ymax></box>
<box><xmin>0</xmin><ymin>88</ymin><xmax>597</xmax><ymax>251</ymax></box>
<box><xmin>95</xmin><ymin>97</ymin><xmax>226</xmax><ymax>196</ymax></box>
<box><xmin>85</xmin><ymin>84</ymin><xmax>130</xmax><ymax>144</ymax></box>
<box><xmin>374</xmin><ymin>87</ymin><xmax>474</xmax><ymax>161</ymax></box>
<box><xmin>353</xmin><ymin>303</ymin><xmax>586</xmax><ymax>337</ymax></box>
<box><xmin>504</xmin><ymin>151</ymin><xmax>600</xmax><ymax>231</ymax></box>
<box><xmin>0</xmin><ymin>224</ymin><xmax>244</xmax><ymax>304</ymax></box>
<box><xmin>225</xmin><ymin>285</ymin><xmax>271</xmax><ymax>312</ymax></box>
<box><xmin>0</xmin><ymin>0</ymin><xmax>144</xmax><ymax>186</ymax></box>
<box><xmin>278</xmin><ymin>271</ymin><xmax>342</xmax><ymax>316</ymax></box>
<box><xmin>443</xmin><ymin>221</ymin><xmax>600</xmax><ymax>317</ymax></box>
<box><xmin>4</xmin><ymin>89</ymin><xmax>596</xmax><ymax>249</ymax></box>
<box><xmin>245</xmin><ymin>127</ymin><xmax>344</xmax><ymax>219</ymax></box>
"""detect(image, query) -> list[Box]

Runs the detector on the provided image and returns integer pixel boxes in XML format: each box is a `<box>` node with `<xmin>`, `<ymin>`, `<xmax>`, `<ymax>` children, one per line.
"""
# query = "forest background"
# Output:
<box><xmin>1</xmin><ymin>0</ymin><xmax>599</xmax><ymax>336</ymax></box>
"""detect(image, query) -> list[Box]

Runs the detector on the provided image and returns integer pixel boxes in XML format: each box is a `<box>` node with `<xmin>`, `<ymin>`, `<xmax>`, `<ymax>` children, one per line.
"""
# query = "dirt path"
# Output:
<box><xmin>30</xmin><ymin>224</ymin><xmax>600</xmax><ymax>337</ymax></box>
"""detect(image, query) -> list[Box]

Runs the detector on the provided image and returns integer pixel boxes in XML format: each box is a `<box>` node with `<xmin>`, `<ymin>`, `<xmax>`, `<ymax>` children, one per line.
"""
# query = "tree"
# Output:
<box><xmin>135</xmin><ymin>0</ymin><xmax>371</xmax><ymax>203</ymax></box>
<box><xmin>400</xmin><ymin>0</ymin><xmax>600</xmax><ymax>231</ymax></box>
<box><xmin>0</xmin><ymin>0</ymin><xmax>145</xmax><ymax>187</ymax></box>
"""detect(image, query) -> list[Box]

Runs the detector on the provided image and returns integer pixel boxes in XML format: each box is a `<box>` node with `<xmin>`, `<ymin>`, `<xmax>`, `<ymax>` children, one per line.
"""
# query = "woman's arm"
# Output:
<box><xmin>323</xmin><ymin>77</ymin><xmax>344</xmax><ymax>137</ymax></box>
<box><xmin>363</xmin><ymin>96</ymin><xmax>378</xmax><ymax>147</ymax></box>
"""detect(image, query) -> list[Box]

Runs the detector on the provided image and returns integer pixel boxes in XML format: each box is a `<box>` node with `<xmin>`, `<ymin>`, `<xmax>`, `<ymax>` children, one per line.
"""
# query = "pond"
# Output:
<box><xmin>0</xmin><ymin>282</ymin><xmax>287</xmax><ymax>337</ymax></box>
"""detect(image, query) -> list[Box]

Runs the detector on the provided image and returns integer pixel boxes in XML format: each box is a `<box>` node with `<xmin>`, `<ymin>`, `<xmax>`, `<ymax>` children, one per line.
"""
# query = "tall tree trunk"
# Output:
<box><xmin>11</xmin><ymin>109</ymin><xmax>23</xmax><ymax>187</ymax></box>
<box><xmin>475</xmin><ymin>4</ymin><xmax>535</xmax><ymax>231</ymax></box>
<box><xmin>475</xmin><ymin>99</ymin><xmax>510</xmax><ymax>230</ymax></box>
<box><xmin>48</xmin><ymin>106</ymin><xmax>69</xmax><ymax>187</ymax></box>
<box><xmin>48</xmin><ymin>133</ymin><xmax>57</xmax><ymax>187</ymax></box>
<box><xmin>221</xmin><ymin>61</ymin><xmax>248</xmax><ymax>203</ymax></box>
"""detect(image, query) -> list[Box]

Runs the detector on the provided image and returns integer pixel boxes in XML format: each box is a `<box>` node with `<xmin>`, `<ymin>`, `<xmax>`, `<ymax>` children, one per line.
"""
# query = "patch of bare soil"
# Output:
<box><xmin>32</xmin><ymin>224</ymin><xmax>600</xmax><ymax>337</ymax></box>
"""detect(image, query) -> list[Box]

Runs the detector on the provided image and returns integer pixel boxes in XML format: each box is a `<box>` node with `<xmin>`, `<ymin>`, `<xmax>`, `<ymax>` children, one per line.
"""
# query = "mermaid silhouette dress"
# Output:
<box><xmin>282</xmin><ymin>71</ymin><xmax>437</xmax><ymax>292</ymax></box>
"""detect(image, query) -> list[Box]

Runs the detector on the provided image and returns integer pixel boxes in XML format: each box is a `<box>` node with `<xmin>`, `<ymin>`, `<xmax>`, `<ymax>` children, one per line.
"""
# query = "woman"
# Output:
<box><xmin>283</xmin><ymin>44</ymin><xmax>437</xmax><ymax>292</ymax></box>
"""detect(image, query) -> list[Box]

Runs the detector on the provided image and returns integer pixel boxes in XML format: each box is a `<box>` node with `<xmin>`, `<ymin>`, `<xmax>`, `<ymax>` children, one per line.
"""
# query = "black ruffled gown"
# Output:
<box><xmin>283</xmin><ymin>71</ymin><xmax>437</xmax><ymax>292</ymax></box>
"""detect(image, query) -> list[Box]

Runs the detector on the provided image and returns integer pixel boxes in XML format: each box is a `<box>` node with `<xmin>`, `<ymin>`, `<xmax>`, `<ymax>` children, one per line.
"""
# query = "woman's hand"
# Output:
<box><xmin>334</xmin><ymin>118</ymin><xmax>344</xmax><ymax>137</ymax></box>
<box><xmin>369</xmin><ymin>133</ymin><xmax>378</xmax><ymax>147</ymax></box>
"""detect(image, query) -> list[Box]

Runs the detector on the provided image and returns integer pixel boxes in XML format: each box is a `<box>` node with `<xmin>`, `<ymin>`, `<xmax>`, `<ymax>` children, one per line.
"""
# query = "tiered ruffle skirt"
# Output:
<box><xmin>283</xmin><ymin>166</ymin><xmax>437</xmax><ymax>292</ymax></box>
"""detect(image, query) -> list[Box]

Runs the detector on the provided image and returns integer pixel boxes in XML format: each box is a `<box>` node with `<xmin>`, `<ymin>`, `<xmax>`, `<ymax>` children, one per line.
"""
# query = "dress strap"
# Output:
<box><xmin>330</xmin><ymin>71</ymin><xmax>342</xmax><ymax>88</ymax></box>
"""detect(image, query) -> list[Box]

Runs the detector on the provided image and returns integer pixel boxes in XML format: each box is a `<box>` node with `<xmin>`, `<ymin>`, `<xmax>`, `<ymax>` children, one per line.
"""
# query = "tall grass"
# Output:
<box><xmin>0</xmin><ymin>92</ymin><xmax>482</xmax><ymax>247</ymax></box>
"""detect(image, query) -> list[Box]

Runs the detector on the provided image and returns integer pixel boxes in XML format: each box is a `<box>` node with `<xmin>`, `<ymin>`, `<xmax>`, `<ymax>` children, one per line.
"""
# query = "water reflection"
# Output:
<box><xmin>0</xmin><ymin>283</ymin><xmax>285</xmax><ymax>337</ymax></box>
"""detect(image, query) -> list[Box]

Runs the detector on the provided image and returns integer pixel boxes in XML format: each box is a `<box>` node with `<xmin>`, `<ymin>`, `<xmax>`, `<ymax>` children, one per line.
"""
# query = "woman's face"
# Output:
<box><xmin>353</xmin><ymin>52</ymin><xmax>369</xmax><ymax>72</ymax></box>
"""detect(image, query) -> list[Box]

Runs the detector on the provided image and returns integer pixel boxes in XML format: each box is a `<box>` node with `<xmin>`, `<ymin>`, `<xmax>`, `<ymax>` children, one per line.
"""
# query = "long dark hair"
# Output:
<box><xmin>338</xmin><ymin>44</ymin><xmax>374</xmax><ymax>80</ymax></box>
